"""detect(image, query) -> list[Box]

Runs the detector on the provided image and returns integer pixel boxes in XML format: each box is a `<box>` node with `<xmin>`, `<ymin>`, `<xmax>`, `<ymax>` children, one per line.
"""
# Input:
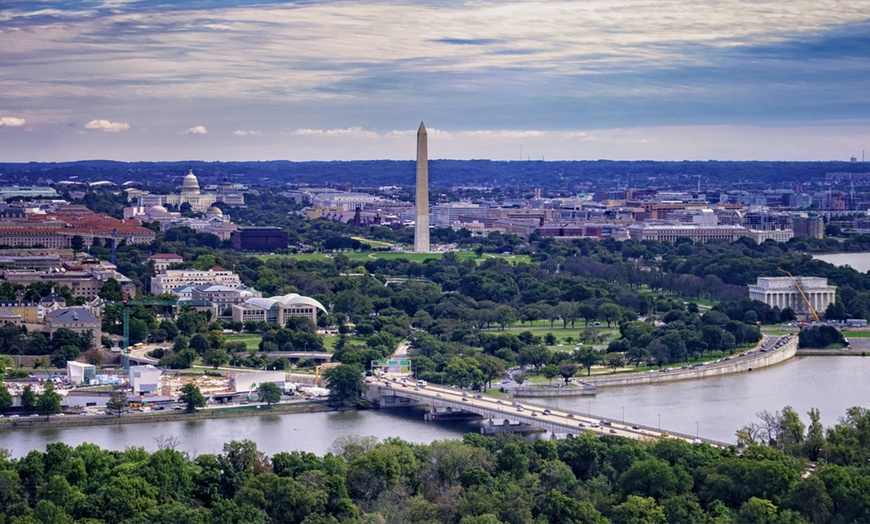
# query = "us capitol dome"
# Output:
<box><xmin>180</xmin><ymin>168</ymin><xmax>201</xmax><ymax>196</ymax></box>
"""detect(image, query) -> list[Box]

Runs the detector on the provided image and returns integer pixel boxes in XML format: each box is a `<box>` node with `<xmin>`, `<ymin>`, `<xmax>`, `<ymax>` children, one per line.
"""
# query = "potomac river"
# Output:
<box><xmin>813</xmin><ymin>252</ymin><xmax>870</xmax><ymax>273</ymax></box>
<box><xmin>2</xmin><ymin>356</ymin><xmax>868</xmax><ymax>458</ymax></box>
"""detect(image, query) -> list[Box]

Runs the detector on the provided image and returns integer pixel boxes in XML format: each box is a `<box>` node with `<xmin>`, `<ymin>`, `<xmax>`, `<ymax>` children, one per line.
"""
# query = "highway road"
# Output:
<box><xmin>371</xmin><ymin>377</ymin><xmax>725</xmax><ymax>446</ymax></box>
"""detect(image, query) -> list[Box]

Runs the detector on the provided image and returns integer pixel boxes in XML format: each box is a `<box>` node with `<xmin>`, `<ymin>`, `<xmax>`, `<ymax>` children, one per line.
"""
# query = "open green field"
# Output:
<box><xmin>257</xmin><ymin>251</ymin><xmax>531</xmax><ymax>265</ymax></box>
<box><xmin>519</xmin><ymin>341</ymin><xmax>760</xmax><ymax>380</ymax></box>
<box><xmin>842</xmin><ymin>330</ymin><xmax>870</xmax><ymax>337</ymax></box>
<box><xmin>488</xmin><ymin>326</ymin><xmax>618</xmax><ymax>342</ymax></box>
<box><xmin>225</xmin><ymin>334</ymin><xmax>262</xmax><ymax>350</ymax></box>
<box><xmin>350</xmin><ymin>236</ymin><xmax>393</xmax><ymax>248</ymax></box>
<box><xmin>225</xmin><ymin>333</ymin><xmax>362</xmax><ymax>352</ymax></box>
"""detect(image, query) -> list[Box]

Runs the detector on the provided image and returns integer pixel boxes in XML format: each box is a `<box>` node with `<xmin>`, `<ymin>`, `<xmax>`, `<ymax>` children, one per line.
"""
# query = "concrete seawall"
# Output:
<box><xmin>585</xmin><ymin>336</ymin><xmax>798</xmax><ymax>388</ymax></box>
<box><xmin>512</xmin><ymin>384</ymin><xmax>597</xmax><ymax>398</ymax></box>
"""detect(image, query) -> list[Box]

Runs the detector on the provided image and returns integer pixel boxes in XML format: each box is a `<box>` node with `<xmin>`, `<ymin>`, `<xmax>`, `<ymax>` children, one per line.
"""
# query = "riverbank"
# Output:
<box><xmin>0</xmin><ymin>401</ymin><xmax>338</xmax><ymax>430</ymax></box>
<box><xmin>583</xmin><ymin>336</ymin><xmax>797</xmax><ymax>388</ymax></box>
<box><xmin>797</xmin><ymin>349</ymin><xmax>869</xmax><ymax>356</ymax></box>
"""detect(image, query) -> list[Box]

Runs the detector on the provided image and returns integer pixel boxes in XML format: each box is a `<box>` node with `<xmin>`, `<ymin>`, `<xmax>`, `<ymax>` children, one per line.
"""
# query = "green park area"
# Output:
<box><xmin>257</xmin><ymin>250</ymin><xmax>531</xmax><ymax>265</ymax></box>
<box><xmin>225</xmin><ymin>332</ymin><xmax>361</xmax><ymax>352</ymax></box>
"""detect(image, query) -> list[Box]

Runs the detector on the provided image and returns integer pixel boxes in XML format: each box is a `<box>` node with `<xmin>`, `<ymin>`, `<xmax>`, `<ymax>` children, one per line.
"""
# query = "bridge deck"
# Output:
<box><xmin>369</xmin><ymin>379</ymin><xmax>730</xmax><ymax>447</ymax></box>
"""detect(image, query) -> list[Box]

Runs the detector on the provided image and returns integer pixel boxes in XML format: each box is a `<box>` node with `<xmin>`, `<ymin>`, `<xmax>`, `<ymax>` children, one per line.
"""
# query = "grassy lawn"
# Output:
<box><xmin>518</xmin><ymin>342</ymin><xmax>759</xmax><ymax>381</ymax></box>
<box><xmin>226</xmin><ymin>332</ymin><xmax>365</xmax><ymax>352</ymax></box>
<box><xmin>257</xmin><ymin>251</ymin><xmax>531</xmax><ymax>265</ymax></box>
<box><xmin>490</xmin><ymin>326</ymin><xmax>618</xmax><ymax>348</ymax></box>
<box><xmin>225</xmin><ymin>334</ymin><xmax>262</xmax><ymax>350</ymax></box>
<box><xmin>842</xmin><ymin>330</ymin><xmax>870</xmax><ymax>337</ymax></box>
<box><xmin>322</xmin><ymin>335</ymin><xmax>366</xmax><ymax>351</ymax></box>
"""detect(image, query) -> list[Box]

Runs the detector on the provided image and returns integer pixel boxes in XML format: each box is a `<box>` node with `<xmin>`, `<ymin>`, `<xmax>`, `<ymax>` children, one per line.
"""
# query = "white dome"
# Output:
<box><xmin>149</xmin><ymin>205</ymin><xmax>168</xmax><ymax>214</ymax></box>
<box><xmin>205</xmin><ymin>206</ymin><xmax>223</xmax><ymax>217</ymax></box>
<box><xmin>180</xmin><ymin>168</ymin><xmax>201</xmax><ymax>195</ymax></box>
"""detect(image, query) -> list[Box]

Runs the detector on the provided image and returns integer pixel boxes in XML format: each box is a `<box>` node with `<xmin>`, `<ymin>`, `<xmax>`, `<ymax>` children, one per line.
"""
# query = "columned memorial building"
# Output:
<box><xmin>748</xmin><ymin>276</ymin><xmax>836</xmax><ymax>316</ymax></box>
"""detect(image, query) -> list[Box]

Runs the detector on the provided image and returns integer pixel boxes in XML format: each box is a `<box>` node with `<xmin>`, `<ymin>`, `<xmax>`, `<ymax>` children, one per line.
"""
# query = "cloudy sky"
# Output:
<box><xmin>1</xmin><ymin>0</ymin><xmax>868</xmax><ymax>162</ymax></box>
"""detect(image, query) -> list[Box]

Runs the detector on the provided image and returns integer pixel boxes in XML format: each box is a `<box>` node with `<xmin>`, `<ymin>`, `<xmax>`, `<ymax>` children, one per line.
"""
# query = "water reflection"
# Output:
<box><xmin>1</xmin><ymin>357</ymin><xmax>868</xmax><ymax>457</ymax></box>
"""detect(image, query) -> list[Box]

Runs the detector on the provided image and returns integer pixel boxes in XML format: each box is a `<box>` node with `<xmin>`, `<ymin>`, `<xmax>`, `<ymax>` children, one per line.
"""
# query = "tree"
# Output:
<box><xmin>575</xmin><ymin>347</ymin><xmax>601</xmax><ymax>376</ymax></box>
<box><xmin>21</xmin><ymin>384</ymin><xmax>37</xmax><ymax>410</ymax></box>
<box><xmin>323</xmin><ymin>364</ymin><xmax>366</xmax><ymax>407</ymax></box>
<box><xmin>189</xmin><ymin>333</ymin><xmax>211</xmax><ymax>355</ymax></box>
<box><xmin>541</xmin><ymin>364</ymin><xmax>559</xmax><ymax>385</ymax></box>
<box><xmin>558</xmin><ymin>362</ymin><xmax>578</xmax><ymax>384</ymax></box>
<box><xmin>205</xmin><ymin>349</ymin><xmax>229</xmax><ymax>369</ymax></box>
<box><xmin>98</xmin><ymin>278</ymin><xmax>124</xmax><ymax>302</ymax></box>
<box><xmin>604</xmin><ymin>352</ymin><xmax>626</xmax><ymax>373</ymax></box>
<box><xmin>179</xmin><ymin>383</ymin><xmax>206</xmax><ymax>413</ymax></box>
<box><xmin>611</xmin><ymin>495</ymin><xmax>666</xmax><ymax>524</ymax></box>
<box><xmin>36</xmin><ymin>382</ymin><xmax>62</xmax><ymax>419</ymax></box>
<box><xmin>493</xmin><ymin>306</ymin><xmax>517</xmax><ymax>331</ymax></box>
<box><xmin>445</xmin><ymin>357</ymin><xmax>485</xmax><ymax>389</ymax></box>
<box><xmin>107</xmin><ymin>390</ymin><xmax>128</xmax><ymax>417</ymax></box>
<box><xmin>626</xmin><ymin>346</ymin><xmax>651</xmax><ymax>368</ymax></box>
<box><xmin>83</xmin><ymin>347</ymin><xmax>104</xmax><ymax>366</ymax></box>
<box><xmin>0</xmin><ymin>379</ymin><xmax>12</xmax><ymax>412</ymax></box>
<box><xmin>70</xmin><ymin>235</ymin><xmax>85</xmax><ymax>252</ymax></box>
<box><xmin>50</xmin><ymin>345</ymin><xmax>80</xmax><ymax>368</ymax></box>
<box><xmin>257</xmin><ymin>382</ymin><xmax>282</xmax><ymax>407</ymax></box>
<box><xmin>598</xmin><ymin>302</ymin><xmax>623</xmax><ymax>328</ymax></box>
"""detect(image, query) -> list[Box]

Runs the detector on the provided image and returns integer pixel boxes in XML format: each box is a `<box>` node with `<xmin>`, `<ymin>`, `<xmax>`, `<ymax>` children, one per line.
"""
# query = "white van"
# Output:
<box><xmin>416</xmin><ymin>380</ymin><xmax>427</xmax><ymax>388</ymax></box>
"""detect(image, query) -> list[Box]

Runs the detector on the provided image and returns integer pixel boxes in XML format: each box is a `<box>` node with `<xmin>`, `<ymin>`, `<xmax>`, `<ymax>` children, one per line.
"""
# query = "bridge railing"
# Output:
<box><xmin>377</xmin><ymin>387</ymin><xmax>732</xmax><ymax>447</ymax></box>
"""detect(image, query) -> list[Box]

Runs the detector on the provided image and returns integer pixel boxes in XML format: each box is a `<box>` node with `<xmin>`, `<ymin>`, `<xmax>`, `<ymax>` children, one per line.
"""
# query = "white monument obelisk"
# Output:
<box><xmin>414</xmin><ymin>122</ymin><xmax>430</xmax><ymax>253</ymax></box>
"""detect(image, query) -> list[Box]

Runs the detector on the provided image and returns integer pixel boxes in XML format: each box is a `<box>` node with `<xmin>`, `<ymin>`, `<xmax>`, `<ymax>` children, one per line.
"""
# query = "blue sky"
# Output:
<box><xmin>1</xmin><ymin>0</ymin><xmax>868</xmax><ymax>162</ymax></box>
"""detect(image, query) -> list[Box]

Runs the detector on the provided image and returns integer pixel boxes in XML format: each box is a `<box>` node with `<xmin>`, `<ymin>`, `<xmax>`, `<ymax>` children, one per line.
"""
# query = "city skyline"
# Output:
<box><xmin>1</xmin><ymin>0</ymin><xmax>868</xmax><ymax>162</ymax></box>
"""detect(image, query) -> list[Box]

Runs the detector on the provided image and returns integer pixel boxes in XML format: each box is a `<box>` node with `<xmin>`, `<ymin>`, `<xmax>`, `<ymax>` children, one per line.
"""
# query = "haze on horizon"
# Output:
<box><xmin>1</xmin><ymin>0</ymin><xmax>868</xmax><ymax>163</ymax></box>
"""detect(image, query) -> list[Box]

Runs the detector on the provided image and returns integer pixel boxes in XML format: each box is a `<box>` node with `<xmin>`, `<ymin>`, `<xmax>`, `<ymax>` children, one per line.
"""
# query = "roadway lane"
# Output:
<box><xmin>372</xmin><ymin>377</ymin><xmax>722</xmax><ymax>445</ymax></box>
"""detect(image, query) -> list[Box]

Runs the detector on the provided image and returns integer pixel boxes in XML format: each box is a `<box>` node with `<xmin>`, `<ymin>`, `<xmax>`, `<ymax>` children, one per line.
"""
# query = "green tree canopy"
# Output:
<box><xmin>323</xmin><ymin>364</ymin><xmax>366</xmax><ymax>407</ymax></box>
<box><xmin>179</xmin><ymin>383</ymin><xmax>206</xmax><ymax>413</ymax></box>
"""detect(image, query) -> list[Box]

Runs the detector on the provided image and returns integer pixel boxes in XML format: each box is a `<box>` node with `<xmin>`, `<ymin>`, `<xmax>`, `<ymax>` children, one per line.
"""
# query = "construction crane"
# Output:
<box><xmin>314</xmin><ymin>363</ymin><xmax>341</xmax><ymax>387</ymax></box>
<box><xmin>779</xmin><ymin>269</ymin><xmax>820</xmax><ymax>323</ymax></box>
<box><xmin>120</xmin><ymin>289</ymin><xmax>177</xmax><ymax>374</ymax></box>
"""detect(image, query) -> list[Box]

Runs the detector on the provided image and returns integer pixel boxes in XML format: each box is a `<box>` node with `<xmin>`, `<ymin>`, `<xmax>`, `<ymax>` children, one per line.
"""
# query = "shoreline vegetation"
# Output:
<box><xmin>1</xmin><ymin>401</ymin><xmax>340</xmax><ymax>430</ymax></box>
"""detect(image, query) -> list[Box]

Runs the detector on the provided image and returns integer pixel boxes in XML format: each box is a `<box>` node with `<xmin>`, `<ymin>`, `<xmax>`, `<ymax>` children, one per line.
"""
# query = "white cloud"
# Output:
<box><xmin>461</xmin><ymin>130</ymin><xmax>545</xmax><ymax>138</ymax></box>
<box><xmin>184</xmin><ymin>125</ymin><xmax>208</xmax><ymax>135</ymax></box>
<box><xmin>0</xmin><ymin>117</ymin><xmax>26</xmax><ymax>127</ymax></box>
<box><xmin>233</xmin><ymin>130</ymin><xmax>261</xmax><ymax>136</ymax></box>
<box><xmin>293</xmin><ymin>127</ymin><xmax>377</xmax><ymax>138</ymax></box>
<box><xmin>84</xmin><ymin>119</ymin><xmax>130</xmax><ymax>132</ymax></box>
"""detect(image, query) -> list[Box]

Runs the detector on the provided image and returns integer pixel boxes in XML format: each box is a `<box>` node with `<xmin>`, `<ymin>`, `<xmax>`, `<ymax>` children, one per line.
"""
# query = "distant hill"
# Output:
<box><xmin>0</xmin><ymin>159</ymin><xmax>867</xmax><ymax>190</ymax></box>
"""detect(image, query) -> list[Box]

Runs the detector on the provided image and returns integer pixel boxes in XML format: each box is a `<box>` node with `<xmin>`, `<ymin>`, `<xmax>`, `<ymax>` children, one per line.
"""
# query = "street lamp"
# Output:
<box><xmin>695</xmin><ymin>421</ymin><xmax>700</xmax><ymax>439</ymax></box>
<box><xmin>622</xmin><ymin>406</ymin><xmax>625</xmax><ymax>422</ymax></box>
<box><xmin>658</xmin><ymin>413</ymin><xmax>661</xmax><ymax>432</ymax></box>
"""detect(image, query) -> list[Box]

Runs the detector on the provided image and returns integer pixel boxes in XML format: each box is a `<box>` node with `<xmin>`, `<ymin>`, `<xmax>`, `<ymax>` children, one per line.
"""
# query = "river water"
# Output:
<box><xmin>2</xmin><ymin>357</ymin><xmax>868</xmax><ymax>458</ymax></box>
<box><xmin>813</xmin><ymin>252</ymin><xmax>870</xmax><ymax>273</ymax></box>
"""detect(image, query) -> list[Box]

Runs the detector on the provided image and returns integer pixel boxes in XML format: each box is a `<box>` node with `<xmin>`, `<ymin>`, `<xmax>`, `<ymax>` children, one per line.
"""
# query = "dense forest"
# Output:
<box><xmin>0</xmin><ymin>405</ymin><xmax>868</xmax><ymax>523</ymax></box>
<box><xmin>2</xmin><ymin>159</ymin><xmax>869</xmax><ymax>191</ymax></box>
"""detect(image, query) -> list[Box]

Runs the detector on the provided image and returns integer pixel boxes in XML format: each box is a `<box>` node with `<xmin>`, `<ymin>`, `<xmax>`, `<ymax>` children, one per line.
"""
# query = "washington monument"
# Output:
<box><xmin>414</xmin><ymin>121</ymin><xmax>430</xmax><ymax>252</ymax></box>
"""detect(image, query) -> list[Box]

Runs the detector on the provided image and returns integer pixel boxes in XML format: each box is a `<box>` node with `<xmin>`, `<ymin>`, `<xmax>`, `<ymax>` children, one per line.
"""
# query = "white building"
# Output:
<box><xmin>135</xmin><ymin>168</ymin><xmax>245</xmax><ymax>212</ymax></box>
<box><xmin>129</xmin><ymin>365</ymin><xmax>162</xmax><ymax>395</ymax></box>
<box><xmin>151</xmin><ymin>266</ymin><xmax>242</xmax><ymax>295</ymax></box>
<box><xmin>149</xmin><ymin>253</ymin><xmax>184</xmax><ymax>272</ymax></box>
<box><xmin>747</xmin><ymin>277</ymin><xmax>836</xmax><ymax>316</ymax></box>
<box><xmin>431</xmin><ymin>202</ymin><xmax>485</xmax><ymax>227</ymax></box>
<box><xmin>67</xmin><ymin>361</ymin><xmax>96</xmax><ymax>385</ymax></box>
<box><xmin>232</xmin><ymin>293</ymin><xmax>327</xmax><ymax>325</ymax></box>
<box><xmin>228</xmin><ymin>371</ymin><xmax>286</xmax><ymax>393</ymax></box>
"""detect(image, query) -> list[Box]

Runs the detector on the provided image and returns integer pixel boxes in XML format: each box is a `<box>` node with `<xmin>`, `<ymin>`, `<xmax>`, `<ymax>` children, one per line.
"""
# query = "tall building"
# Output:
<box><xmin>414</xmin><ymin>122</ymin><xmax>430</xmax><ymax>253</ymax></box>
